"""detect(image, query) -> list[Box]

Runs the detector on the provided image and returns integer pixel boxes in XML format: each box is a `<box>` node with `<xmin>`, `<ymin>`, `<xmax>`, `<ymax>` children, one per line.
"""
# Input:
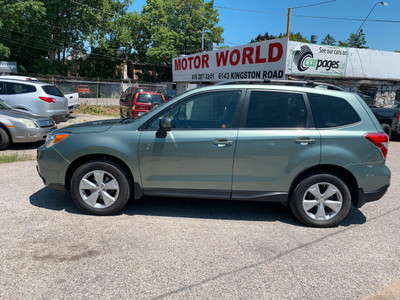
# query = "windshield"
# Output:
<box><xmin>0</xmin><ymin>101</ymin><xmax>11</xmax><ymax>109</ymax></box>
<box><xmin>137</xmin><ymin>93</ymin><xmax>164</xmax><ymax>103</ymax></box>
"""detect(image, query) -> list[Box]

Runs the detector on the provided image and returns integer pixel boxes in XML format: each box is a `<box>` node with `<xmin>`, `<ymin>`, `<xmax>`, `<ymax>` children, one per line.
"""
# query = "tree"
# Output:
<box><xmin>338</xmin><ymin>29</ymin><xmax>368</xmax><ymax>48</ymax></box>
<box><xmin>139</xmin><ymin>0</ymin><xmax>224</xmax><ymax>69</ymax></box>
<box><xmin>321</xmin><ymin>34</ymin><xmax>336</xmax><ymax>46</ymax></box>
<box><xmin>278</xmin><ymin>32</ymin><xmax>310</xmax><ymax>43</ymax></box>
<box><xmin>0</xmin><ymin>0</ymin><xmax>132</xmax><ymax>73</ymax></box>
<box><xmin>250</xmin><ymin>32</ymin><xmax>276</xmax><ymax>43</ymax></box>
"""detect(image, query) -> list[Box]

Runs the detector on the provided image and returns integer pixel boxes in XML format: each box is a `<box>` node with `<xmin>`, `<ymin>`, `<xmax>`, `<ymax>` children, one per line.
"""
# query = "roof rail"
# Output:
<box><xmin>214</xmin><ymin>79</ymin><xmax>344</xmax><ymax>91</ymax></box>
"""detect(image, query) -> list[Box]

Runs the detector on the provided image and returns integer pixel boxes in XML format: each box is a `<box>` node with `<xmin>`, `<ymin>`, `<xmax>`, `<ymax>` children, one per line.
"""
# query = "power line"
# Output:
<box><xmin>292</xmin><ymin>0</ymin><xmax>336</xmax><ymax>10</ymax></box>
<box><xmin>214</xmin><ymin>5</ymin><xmax>400</xmax><ymax>23</ymax></box>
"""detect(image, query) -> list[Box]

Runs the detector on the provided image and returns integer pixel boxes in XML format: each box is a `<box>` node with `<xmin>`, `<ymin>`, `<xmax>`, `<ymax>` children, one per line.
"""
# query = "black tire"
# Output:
<box><xmin>151</xmin><ymin>103</ymin><xmax>160</xmax><ymax>110</ymax></box>
<box><xmin>70</xmin><ymin>159</ymin><xmax>132</xmax><ymax>215</ymax></box>
<box><xmin>289</xmin><ymin>172</ymin><xmax>351</xmax><ymax>227</ymax></box>
<box><xmin>0</xmin><ymin>127</ymin><xmax>10</xmax><ymax>150</ymax></box>
<box><xmin>381</xmin><ymin>123</ymin><xmax>391</xmax><ymax>139</ymax></box>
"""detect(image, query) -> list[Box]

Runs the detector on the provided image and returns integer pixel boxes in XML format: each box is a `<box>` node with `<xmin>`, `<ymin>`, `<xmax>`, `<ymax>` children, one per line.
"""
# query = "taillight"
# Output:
<box><xmin>39</xmin><ymin>97</ymin><xmax>56</xmax><ymax>103</ymax></box>
<box><xmin>162</xmin><ymin>95</ymin><xmax>166</xmax><ymax>102</ymax></box>
<box><xmin>132</xmin><ymin>93</ymin><xmax>138</xmax><ymax>111</ymax></box>
<box><xmin>398</xmin><ymin>112</ymin><xmax>400</xmax><ymax>122</ymax></box>
<box><xmin>365</xmin><ymin>133</ymin><xmax>389</xmax><ymax>158</ymax></box>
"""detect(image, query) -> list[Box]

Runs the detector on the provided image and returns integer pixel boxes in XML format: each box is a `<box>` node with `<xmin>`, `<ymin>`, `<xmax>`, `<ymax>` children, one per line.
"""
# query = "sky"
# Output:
<box><xmin>130</xmin><ymin>0</ymin><xmax>399</xmax><ymax>52</ymax></box>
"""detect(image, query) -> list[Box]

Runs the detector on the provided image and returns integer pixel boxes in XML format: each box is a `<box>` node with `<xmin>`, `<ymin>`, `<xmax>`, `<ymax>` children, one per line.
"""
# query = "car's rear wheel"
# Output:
<box><xmin>289</xmin><ymin>173</ymin><xmax>351</xmax><ymax>227</ymax></box>
<box><xmin>0</xmin><ymin>127</ymin><xmax>10</xmax><ymax>150</ymax></box>
<box><xmin>70</xmin><ymin>160</ymin><xmax>131</xmax><ymax>215</ymax></box>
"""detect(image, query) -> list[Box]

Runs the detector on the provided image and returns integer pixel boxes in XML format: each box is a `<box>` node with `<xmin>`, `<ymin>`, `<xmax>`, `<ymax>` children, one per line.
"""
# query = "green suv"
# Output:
<box><xmin>36</xmin><ymin>81</ymin><xmax>390</xmax><ymax>227</ymax></box>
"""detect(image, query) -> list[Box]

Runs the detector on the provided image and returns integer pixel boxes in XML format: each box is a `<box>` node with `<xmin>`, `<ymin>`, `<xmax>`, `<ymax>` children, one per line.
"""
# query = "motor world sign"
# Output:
<box><xmin>290</xmin><ymin>43</ymin><xmax>349</xmax><ymax>77</ymax></box>
<box><xmin>173</xmin><ymin>38</ymin><xmax>287</xmax><ymax>82</ymax></box>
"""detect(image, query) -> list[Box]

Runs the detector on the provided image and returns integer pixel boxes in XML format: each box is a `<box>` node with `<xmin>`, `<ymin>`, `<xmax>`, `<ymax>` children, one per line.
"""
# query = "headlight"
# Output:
<box><xmin>17</xmin><ymin>118</ymin><xmax>38</xmax><ymax>129</ymax></box>
<box><xmin>45</xmin><ymin>132</ymin><xmax>70</xmax><ymax>148</ymax></box>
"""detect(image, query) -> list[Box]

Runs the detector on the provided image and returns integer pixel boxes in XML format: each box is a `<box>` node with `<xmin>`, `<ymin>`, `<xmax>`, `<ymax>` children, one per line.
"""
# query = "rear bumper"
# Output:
<box><xmin>68</xmin><ymin>104</ymin><xmax>80</xmax><ymax>112</ymax></box>
<box><xmin>51</xmin><ymin>113</ymin><xmax>70</xmax><ymax>123</ymax></box>
<box><xmin>355</xmin><ymin>184</ymin><xmax>390</xmax><ymax>208</ymax></box>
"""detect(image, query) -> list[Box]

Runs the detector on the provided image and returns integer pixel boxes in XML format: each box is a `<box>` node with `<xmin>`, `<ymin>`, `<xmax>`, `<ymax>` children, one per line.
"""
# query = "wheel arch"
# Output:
<box><xmin>65</xmin><ymin>154</ymin><xmax>141</xmax><ymax>198</ymax></box>
<box><xmin>0</xmin><ymin>122</ymin><xmax>12</xmax><ymax>143</ymax></box>
<box><xmin>289</xmin><ymin>164</ymin><xmax>359</xmax><ymax>207</ymax></box>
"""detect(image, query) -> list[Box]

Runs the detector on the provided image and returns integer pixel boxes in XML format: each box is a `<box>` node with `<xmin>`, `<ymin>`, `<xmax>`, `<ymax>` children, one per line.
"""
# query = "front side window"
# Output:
<box><xmin>4</xmin><ymin>82</ymin><xmax>36</xmax><ymax>95</ymax></box>
<box><xmin>308</xmin><ymin>94</ymin><xmax>361</xmax><ymax>128</ymax></box>
<box><xmin>246</xmin><ymin>91</ymin><xmax>307</xmax><ymax>128</ymax></box>
<box><xmin>148</xmin><ymin>90</ymin><xmax>241</xmax><ymax>130</ymax></box>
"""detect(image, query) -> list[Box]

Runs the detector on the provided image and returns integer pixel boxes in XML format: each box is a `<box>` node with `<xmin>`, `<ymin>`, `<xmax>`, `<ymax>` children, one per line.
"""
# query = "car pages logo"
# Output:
<box><xmin>293</xmin><ymin>45</ymin><xmax>339</xmax><ymax>72</ymax></box>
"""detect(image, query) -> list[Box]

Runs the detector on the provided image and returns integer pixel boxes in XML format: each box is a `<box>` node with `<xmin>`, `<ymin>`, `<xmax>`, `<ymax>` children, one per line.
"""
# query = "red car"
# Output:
<box><xmin>120</xmin><ymin>91</ymin><xmax>166</xmax><ymax>118</ymax></box>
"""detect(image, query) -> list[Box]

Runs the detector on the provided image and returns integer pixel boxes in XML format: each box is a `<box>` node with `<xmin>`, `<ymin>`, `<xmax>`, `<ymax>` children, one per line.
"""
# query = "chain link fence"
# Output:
<box><xmin>36</xmin><ymin>77</ymin><xmax>174</xmax><ymax>105</ymax></box>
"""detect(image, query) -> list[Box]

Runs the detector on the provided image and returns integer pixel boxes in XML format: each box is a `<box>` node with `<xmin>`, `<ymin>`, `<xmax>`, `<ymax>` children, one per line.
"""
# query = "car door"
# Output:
<box><xmin>138</xmin><ymin>90</ymin><xmax>244</xmax><ymax>199</ymax></box>
<box><xmin>232</xmin><ymin>89</ymin><xmax>321</xmax><ymax>201</ymax></box>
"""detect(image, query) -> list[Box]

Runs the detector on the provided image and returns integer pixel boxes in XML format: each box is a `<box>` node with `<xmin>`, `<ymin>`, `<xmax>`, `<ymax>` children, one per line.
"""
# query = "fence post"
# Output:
<box><xmin>96</xmin><ymin>77</ymin><xmax>99</xmax><ymax>105</ymax></box>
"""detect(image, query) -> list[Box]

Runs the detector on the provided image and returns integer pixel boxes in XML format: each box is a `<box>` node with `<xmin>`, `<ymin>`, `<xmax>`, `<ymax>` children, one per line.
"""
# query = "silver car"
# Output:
<box><xmin>0</xmin><ymin>101</ymin><xmax>57</xmax><ymax>150</ymax></box>
<box><xmin>0</xmin><ymin>76</ymin><xmax>69</xmax><ymax>123</ymax></box>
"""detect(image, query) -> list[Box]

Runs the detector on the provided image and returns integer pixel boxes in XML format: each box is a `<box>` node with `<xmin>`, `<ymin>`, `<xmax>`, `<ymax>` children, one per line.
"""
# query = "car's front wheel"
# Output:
<box><xmin>289</xmin><ymin>173</ymin><xmax>351</xmax><ymax>227</ymax></box>
<box><xmin>0</xmin><ymin>127</ymin><xmax>10</xmax><ymax>150</ymax></box>
<box><xmin>70</xmin><ymin>160</ymin><xmax>131</xmax><ymax>215</ymax></box>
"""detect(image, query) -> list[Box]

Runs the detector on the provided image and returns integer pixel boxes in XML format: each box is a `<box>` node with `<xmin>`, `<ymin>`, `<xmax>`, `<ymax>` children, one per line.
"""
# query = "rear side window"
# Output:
<box><xmin>308</xmin><ymin>94</ymin><xmax>361</xmax><ymax>128</ymax></box>
<box><xmin>137</xmin><ymin>93</ymin><xmax>164</xmax><ymax>103</ymax></box>
<box><xmin>42</xmin><ymin>85</ymin><xmax>64</xmax><ymax>97</ymax></box>
<box><xmin>4</xmin><ymin>82</ymin><xmax>36</xmax><ymax>94</ymax></box>
<box><xmin>246</xmin><ymin>91</ymin><xmax>307</xmax><ymax>128</ymax></box>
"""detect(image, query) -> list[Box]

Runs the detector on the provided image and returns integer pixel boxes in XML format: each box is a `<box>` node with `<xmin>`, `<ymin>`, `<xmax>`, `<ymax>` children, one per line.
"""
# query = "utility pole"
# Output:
<box><xmin>286</xmin><ymin>8</ymin><xmax>292</xmax><ymax>40</ymax></box>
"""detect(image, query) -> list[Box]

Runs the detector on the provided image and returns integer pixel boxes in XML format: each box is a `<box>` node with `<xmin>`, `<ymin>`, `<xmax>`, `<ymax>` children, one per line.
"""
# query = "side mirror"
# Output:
<box><xmin>159</xmin><ymin>117</ymin><xmax>172</xmax><ymax>131</ymax></box>
<box><xmin>156</xmin><ymin>117</ymin><xmax>172</xmax><ymax>138</ymax></box>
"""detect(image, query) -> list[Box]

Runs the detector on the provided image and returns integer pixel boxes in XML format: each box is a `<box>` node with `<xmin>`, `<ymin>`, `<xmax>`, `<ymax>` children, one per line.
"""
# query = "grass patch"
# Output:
<box><xmin>75</xmin><ymin>105</ymin><xmax>120</xmax><ymax>117</ymax></box>
<box><xmin>0</xmin><ymin>153</ymin><xmax>33</xmax><ymax>163</ymax></box>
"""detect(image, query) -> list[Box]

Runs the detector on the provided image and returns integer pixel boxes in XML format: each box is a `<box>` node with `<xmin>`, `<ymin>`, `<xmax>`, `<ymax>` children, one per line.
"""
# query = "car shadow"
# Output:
<box><xmin>30</xmin><ymin>188</ymin><xmax>83</xmax><ymax>214</ymax></box>
<box><xmin>30</xmin><ymin>188</ymin><xmax>367</xmax><ymax>227</ymax></box>
<box><xmin>6</xmin><ymin>141</ymin><xmax>43</xmax><ymax>151</ymax></box>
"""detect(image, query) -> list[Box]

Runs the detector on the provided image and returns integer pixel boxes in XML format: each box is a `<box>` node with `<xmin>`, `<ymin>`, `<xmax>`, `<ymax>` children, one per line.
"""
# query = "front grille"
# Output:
<box><xmin>37</xmin><ymin>120</ymin><xmax>55</xmax><ymax>128</ymax></box>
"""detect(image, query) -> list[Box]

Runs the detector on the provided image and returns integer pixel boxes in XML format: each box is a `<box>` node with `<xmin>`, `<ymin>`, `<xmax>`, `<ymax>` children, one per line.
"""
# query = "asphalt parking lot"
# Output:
<box><xmin>0</xmin><ymin>123</ymin><xmax>399</xmax><ymax>299</ymax></box>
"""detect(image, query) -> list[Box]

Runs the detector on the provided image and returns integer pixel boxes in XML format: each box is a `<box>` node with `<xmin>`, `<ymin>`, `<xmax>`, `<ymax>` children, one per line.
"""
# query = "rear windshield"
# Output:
<box><xmin>137</xmin><ymin>93</ymin><xmax>164</xmax><ymax>103</ymax></box>
<box><xmin>42</xmin><ymin>85</ymin><xmax>64</xmax><ymax>97</ymax></box>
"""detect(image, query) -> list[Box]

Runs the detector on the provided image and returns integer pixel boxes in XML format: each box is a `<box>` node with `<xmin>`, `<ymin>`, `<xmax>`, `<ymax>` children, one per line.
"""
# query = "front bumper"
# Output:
<box><xmin>10</xmin><ymin>125</ymin><xmax>57</xmax><ymax>143</ymax></box>
<box><xmin>36</xmin><ymin>145</ymin><xmax>69</xmax><ymax>191</ymax></box>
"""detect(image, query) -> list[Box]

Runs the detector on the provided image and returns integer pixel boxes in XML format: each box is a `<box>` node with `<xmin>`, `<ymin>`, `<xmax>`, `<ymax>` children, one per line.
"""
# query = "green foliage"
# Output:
<box><xmin>139</xmin><ymin>0</ymin><xmax>224</xmax><ymax>67</ymax></box>
<box><xmin>321</xmin><ymin>34</ymin><xmax>336</xmax><ymax>46</ymax></box>
<box><xmin>278</xmin><ymin>32</ymin><xmax>310</xmax><ymax>43</ymax></box>
<box><xmin>0</xmin><ymin>153</ymin><xmax>33</xmax><ymax>163</ymax></box>
<box><xmin>322</xmin><ymin>30</ymin><xmax>367</xmax><ymax>48</ymax></box>
<box><xmin>0</xmin><ymin>0</ymin><xmax>224</xmax><ymax>81</ymax></box>
<box><xmin>76</xmin><ymin>105</ymin><xmax>119</xmax><ymax>117</ymax></box>
<box><xmin>250</xmin><ymin>32</ymin><xmax>276</xmax><ymax>43</ymax></box>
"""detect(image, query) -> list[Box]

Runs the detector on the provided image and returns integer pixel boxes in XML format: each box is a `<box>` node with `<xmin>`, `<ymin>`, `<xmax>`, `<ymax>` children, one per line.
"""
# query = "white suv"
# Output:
<box><xmin>0</xmin><ymin>76</ymin><xmax>69</xmax><ymax>123</ymax></box>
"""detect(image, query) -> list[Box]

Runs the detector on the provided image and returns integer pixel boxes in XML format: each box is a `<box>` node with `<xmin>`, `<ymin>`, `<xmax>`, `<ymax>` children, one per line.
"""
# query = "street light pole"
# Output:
<box><xmin>356</xmin><ymin>1</ymin><xmax>388</xmax><ymax>34</ymax></box>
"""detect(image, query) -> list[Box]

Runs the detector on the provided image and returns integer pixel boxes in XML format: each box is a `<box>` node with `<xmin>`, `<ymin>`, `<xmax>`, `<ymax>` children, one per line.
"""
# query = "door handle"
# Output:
<box><xmin>295</xmin><ymin>137</ymin><xmax>316</xmax><ymax>145</ymax></box>
<box><xmin>212</xmin><ymin>139</ymin><xmax>233</xmax><ymax>147</ymax></box>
